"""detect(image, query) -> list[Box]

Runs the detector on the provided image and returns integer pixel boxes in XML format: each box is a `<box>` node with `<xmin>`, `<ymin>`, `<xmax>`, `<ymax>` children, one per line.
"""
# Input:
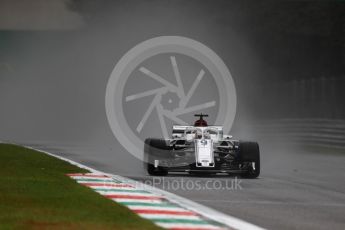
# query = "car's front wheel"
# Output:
<box><xmin>144</xmin><ymin>138</ymin><xmax>171</xmax><ymax>176</ymax></box>
<box><xmin>239</xmin><ymin>141</ymin><xmax>260</xmax><ymax>178</ymax></box>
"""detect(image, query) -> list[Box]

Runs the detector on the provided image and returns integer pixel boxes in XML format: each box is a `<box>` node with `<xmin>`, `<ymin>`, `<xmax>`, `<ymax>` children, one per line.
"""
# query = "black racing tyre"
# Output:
<box><xmin>239</xmin><ymin>141</ymin><xmax>260</xmax><ymax>178</ymax></box>
<box><xmin>149</xmin><ymin>139</ymin><xmax>172</xmax><ymax>150</ymax></box>
<box><xmin>144</xmin><ymin>138</ymin><xmax>171</xmax><ymax>176</ymax></box>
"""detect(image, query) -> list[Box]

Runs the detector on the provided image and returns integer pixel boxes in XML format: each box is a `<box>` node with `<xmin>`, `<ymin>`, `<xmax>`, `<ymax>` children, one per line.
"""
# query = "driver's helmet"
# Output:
<box><xmin>194</xmin><ymin>119</ymin><xmax>208</xmax><ymax>127</ymax></box>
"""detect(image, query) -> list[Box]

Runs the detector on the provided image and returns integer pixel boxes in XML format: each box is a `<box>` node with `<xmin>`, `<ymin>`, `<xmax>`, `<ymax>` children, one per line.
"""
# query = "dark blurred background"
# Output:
<box><xmin>1</xmin><ymin>0</ymin><xmax>344</xmax><ymax>150</ymax></box>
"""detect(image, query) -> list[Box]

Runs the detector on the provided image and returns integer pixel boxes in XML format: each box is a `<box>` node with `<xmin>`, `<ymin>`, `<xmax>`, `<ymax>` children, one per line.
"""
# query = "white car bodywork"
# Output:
<box><xmin>169</xmin><ymin>125</ymin><xmax>234</xmax><ymax>168</ymax></box>
<box><xmin>144</xmin><ymin>116</ymin><xmax>260</xmax><ymax>178</ymax></box>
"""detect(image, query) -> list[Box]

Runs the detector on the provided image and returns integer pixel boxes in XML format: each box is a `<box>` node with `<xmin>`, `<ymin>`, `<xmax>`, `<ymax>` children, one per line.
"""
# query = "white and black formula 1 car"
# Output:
<box><xmin>144</xmin><ymin>114</ymin><xmax>260</xmax><ymax>178</ymax></box>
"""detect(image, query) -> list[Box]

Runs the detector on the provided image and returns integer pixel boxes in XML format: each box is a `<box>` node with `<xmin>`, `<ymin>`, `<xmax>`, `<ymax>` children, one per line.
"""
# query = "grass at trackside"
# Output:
<box><xmin>0</xmin><ymin>144</ymin><xmax>161</xmax><ymax>230</ymax></box>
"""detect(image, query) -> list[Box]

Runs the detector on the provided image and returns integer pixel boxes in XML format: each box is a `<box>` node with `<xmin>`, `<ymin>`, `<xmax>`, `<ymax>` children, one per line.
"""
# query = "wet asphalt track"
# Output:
<box><xmin>21</xmin><ymin>139</ymin><xmax>345</xmax><ymax>230</ymax></box>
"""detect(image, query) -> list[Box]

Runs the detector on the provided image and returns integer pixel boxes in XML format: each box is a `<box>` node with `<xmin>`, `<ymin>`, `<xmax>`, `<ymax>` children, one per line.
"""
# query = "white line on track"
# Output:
<box><xmin>138</xmin><ymin>214</ymin><xmax>202</xmax><ymax>220</ymax></box>
<box><xmin>95</xmin><ymin>191</ymin><xmax>162</xmax><ymax>196</ymax></box>
<box><xmin>126</xmin><ymin>205</ymin><xmax>189</xmax><ymax>212</ymax></box>
<box><xmin>156</xmin><ymin>222</ymin><xmax>227</xmax><ymax>229</ymax></box>
<box><xmin>111</xmin><ymin>198</ymin><xmax>164</xmax><ymax>203</ymax></box>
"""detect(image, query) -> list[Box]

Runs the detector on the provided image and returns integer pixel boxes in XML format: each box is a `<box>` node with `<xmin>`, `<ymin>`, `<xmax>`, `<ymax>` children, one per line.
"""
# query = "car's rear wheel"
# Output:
<box><xmin>144</xmin><ymin>138</ymin><xmax>171</xmax><ymax>176</ymax></box>
<box><xmin>239</xmin><ymin>141</ymin><xmax>260</xmax><ymax>178</ymax></box>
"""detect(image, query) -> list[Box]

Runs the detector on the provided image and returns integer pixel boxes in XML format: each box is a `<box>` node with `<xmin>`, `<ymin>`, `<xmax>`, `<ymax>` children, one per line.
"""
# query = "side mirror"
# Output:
<box><xmin>224</xmin><ymin>135</ymin><xmax>233</xmax><ymax>139</ymax></box>
<box><xmin>186</xmin><ymin>134</ymin><xmax>194</xmax><ymax>141</ymax></box>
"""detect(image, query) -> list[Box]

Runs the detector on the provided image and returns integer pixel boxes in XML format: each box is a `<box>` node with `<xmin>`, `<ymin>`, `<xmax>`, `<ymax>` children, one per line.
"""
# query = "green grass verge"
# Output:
<box><xmin>0</xmin><ymin>144</ymin><xmax>162</xmax><ymax>230</ymax></box>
